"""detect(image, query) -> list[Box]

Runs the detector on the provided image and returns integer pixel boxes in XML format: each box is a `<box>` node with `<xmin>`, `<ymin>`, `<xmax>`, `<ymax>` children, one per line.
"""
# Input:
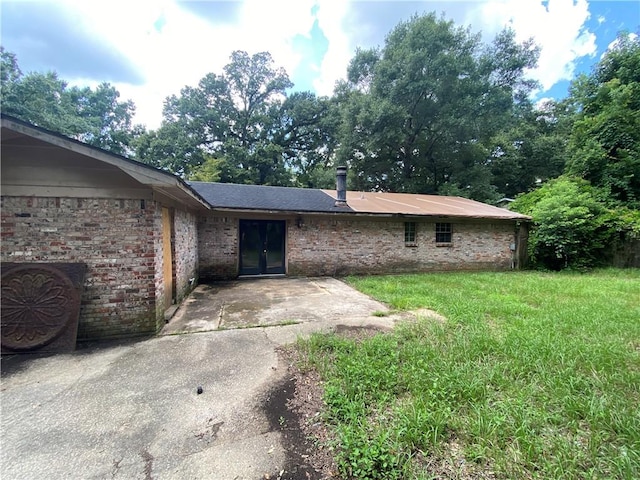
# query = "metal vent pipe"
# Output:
<box><xmin>336</xmin><ymin>166</ymin><xmax>347</xmax><ymax>206</ymax></box>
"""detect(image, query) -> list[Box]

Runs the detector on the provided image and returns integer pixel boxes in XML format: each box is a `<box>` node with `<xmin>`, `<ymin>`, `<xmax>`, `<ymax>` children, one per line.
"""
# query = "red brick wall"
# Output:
<box><xmin>197</xmin><ymin>215</ymin><xmax>238</xmax><ymax>280</ymax></box>
<box><xmin>174</xmin><ymin>209</ymin><xmax>198</xmax><ymax>302</ymax></box>
<box><xmin>196</xmin><ymin>213</ymin><xmax>518</xmax><ymax>278</ymax></box>
<box><xmin>1</xmin><ymin>196</ymin><xmax>163</xmax><ymax>340</ymax></box>
<box><xmin>153</xmin><ymin>207</ymin><xmax>165</xmax><ymax>330</ymax></box>
<box><xmin>287</xmin><ymin>217</ymin><xmax>516</xmax><ymax>275</ymax></box>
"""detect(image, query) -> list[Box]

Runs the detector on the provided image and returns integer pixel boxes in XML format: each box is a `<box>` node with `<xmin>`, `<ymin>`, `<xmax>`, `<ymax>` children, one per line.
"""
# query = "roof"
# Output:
<box><xmin>322</xmin><ymin>190</ymin><xmax>530</xmax><ymax>220</ymax></box>
<box><xmin>189</xmin><ymin>182</ymin><xmax>354</xmax><ymax>213</ymax></box>
<box><xmin>188</xmin><ymin>181</ymin><xmax>529</xmax><ymax>220</ymax></box>
<box><xmin>1</xmin><ymin>114</ymin><xmax>210</xmax><ymax>211</ymax></box>
<box><xmin>1</xmin><ymin>114</ymin><xmax>529</xmax><ymax>221</ymax></box>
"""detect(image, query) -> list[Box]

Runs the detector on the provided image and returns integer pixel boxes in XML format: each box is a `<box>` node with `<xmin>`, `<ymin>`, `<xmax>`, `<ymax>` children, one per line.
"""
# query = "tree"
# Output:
<box><xmin>188</xmin><ymin>156</ymin><xmax>223</xmax><ymax>182</ymax></box>
<box><xmin>511</xmin><ymin>176</ymin><xmax>640</xmax><ymax>270</ymax></box>
<box><xmin>276</xmin><ymin>92</ymin><xmax>341</xmax><ymax>188</ymax></box>
<box><xmin>142</xmin><ymin>50</ymin><xmax>307</xmax><ymax>184</ymax></box>
<box><xmin>132</xmin><ymin>121</ymin><xmax>206</xmax><ymax>176</ymax></box>
<box><xmin>138</xmin><ymin>50</ymin><xmax>339</xmax><ymax>184</ymax></box>
<box><xmin>335</xmin><ymin>13</ymin><xmax>539</xmax><ymax>201</ymax></box>
<box><xmin>69</xmin><ymin>83</ymin><xmax>138</xmax><ymax>155</ymax></box>
<box><xmin>1</xmin><ymin>47</ymin><xmax>22</xmax><ymax>94</ymax></box>
<box><xmin>488</xmin><ymin>100</ymin><xmax>569</xmax><ymax>198</ymax></box>
<box><xmin>566</xmin><ymin>33</ymin><xmax>640</xmax><ymax>208</ymax></box>
<box><xmin>512</xmin><ymin>177</ymin><xmax>608</xmax><ymax>269</ymax></box>
<box><xmin>1</xmin><ymin>47</ymin><xmax>138</xmax><ymax>155</ymax></box>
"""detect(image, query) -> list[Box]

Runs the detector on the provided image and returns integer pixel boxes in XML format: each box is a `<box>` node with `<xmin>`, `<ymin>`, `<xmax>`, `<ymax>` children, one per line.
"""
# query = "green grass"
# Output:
<box><xmin>297</xmin><ymin>269</ymin><xmax>640</xmax><ymax>479</ymax></box>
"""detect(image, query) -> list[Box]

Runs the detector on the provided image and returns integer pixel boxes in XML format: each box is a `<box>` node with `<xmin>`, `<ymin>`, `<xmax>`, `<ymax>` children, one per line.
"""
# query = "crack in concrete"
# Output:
<box><xmin>111</xmin><ymin>458</ymin><xmax>122</xmax><ymax>478</ymax></box>
<box><xmin>140</xmin><ymin>449</ymin><xmax>154</xmax><ymax>480</ymax></box>
<box><xmin>216</xmin><ymin>302</ymin><xmax>225</xmax><ymax>329</ymax></box>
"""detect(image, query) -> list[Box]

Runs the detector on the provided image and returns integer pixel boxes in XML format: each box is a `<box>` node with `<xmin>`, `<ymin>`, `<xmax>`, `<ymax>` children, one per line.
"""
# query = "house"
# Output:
<box><xmin>1</xmin><ymin>115</ymin><xmax>209</xmax><ymax>341</ymax></box>
<box><xmin>192</xmin><ymin>168</ymin><xmax>530</xmax><ymax>279</ymax></box>
<box><xmin>1</xmin><ymin>115</ymin><xmax>530</xmax><ymax>343</ymax></box>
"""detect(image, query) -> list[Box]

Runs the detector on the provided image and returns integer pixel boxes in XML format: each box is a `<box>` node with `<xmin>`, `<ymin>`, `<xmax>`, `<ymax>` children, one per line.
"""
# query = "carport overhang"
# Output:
<box><xmin>1</xmin><ymin>115</ymin><xmax>210</xmax><ymax>211</ymax></box>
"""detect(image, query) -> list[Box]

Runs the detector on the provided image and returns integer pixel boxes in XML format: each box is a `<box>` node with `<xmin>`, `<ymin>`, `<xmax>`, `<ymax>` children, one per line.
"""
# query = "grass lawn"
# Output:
<box><xmin>297</xmin><ymin>269</ymin><xmax>640</xmax><ymax>479</ymax></box>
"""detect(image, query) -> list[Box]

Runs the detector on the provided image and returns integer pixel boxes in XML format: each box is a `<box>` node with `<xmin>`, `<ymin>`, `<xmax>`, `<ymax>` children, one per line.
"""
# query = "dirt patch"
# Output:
<box><xmin>261</xmin><ymin>358</ymin><xmax>335</xmax><ymax>479</ymax></box>
<box><xmin>265</xmin><ymin>316</ymin><xmax>496</xmax><ymax>479</ymax></box>
<box><xmin>411</xmin><ymin>308</ymin><xmax>447</xmax><ymax>323</ymax></box>
<box><xmin>410</xmin><ymin>437</ymin><xmax>497</xmax><ymax>479</ymax></box>
<box><xmin>334</xmin><ymin>323</ymin><xmax>393</xmax><ymax>341</ymax></box>
<box><xmin>262</xmin><ymin>324</ymin><xmax>393</xmax><ymax>479</ymax></box>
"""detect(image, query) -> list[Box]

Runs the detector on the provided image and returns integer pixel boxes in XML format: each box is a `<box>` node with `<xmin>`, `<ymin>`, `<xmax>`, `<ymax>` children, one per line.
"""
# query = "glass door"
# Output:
<box><xmin>239</xmin><ymin>220</ymin><xmax>285</xmax><ymax>275</ymax></box>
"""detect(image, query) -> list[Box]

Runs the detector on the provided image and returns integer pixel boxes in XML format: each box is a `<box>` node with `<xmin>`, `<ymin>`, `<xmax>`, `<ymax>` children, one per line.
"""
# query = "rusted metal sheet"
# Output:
<box><xmin>1</xmin><ymin>263</ymin><xmax>86</xmax><ymax>354</ymax></box>
<box><xmin>321</xmin><ymin>190</ymin><xmax>530</xmax><ymax>220</ymax></box>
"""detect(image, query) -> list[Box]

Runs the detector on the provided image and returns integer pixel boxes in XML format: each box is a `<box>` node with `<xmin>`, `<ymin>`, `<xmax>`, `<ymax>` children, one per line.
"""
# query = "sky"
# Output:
<box><xmin>1</xmin><ymin>0</ymin><xmax>639</xmax><ymax>130</ymax></box>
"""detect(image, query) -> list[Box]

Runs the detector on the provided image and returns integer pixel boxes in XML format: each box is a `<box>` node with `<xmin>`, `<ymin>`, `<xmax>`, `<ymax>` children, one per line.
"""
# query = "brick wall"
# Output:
<box><xmin>1</xmin><ymin>196</ymin><xmax>162</xmax><ymax>340</ymax></box>
<box><xmin>174</xmin><ymin>209</ymin><xmax>199</xmax><ymax>301</ymax></box>
<box><xmin>287</xmin><ymin>217</ymin><xmax>516</xmax><ymax>275</ymax></box>
<box><xmin>196</xmin><ymin>213</ymin><xmax>517</xmax><ymax>278</ymax></box>
<box><xmin>153</xmin><ymin>207</ymin><xmax>165</xmax><ymax>330</ymax></box>
<box><xmin>197</xmin><ymin>215</ymin><xmax>238</xmax><ymax>280</ymax></box>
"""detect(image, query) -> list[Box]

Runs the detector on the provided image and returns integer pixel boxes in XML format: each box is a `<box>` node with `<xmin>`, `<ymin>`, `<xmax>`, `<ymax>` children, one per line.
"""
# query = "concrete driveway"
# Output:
<box><xmin>162</xmin><ymin>277</ymin><xmax>393</xmax><ymax>334</ymax></box>
<box><xmin>1</xmin><ymin>277</ymin><xmax>399</xmax><ymax>479</ymax></box>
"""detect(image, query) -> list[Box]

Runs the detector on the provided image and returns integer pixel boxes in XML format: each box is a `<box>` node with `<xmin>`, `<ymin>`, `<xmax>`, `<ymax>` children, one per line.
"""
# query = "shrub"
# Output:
<box><xmin>511</xmin><ymin>176</ymin><xmax>638</xmax><ymax>269</ymax></box>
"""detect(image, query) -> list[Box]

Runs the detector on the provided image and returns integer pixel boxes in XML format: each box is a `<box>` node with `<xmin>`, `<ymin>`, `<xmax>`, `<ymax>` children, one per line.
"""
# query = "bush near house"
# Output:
<box><xmin>510</xmin><ymin>176</ymin><xmax>640</xmax><ymax>270</ymax></box>
<box><xmin>297</xmin><ymin>270</ymin><xmax>640</xmax><ymax>479</ymax></box>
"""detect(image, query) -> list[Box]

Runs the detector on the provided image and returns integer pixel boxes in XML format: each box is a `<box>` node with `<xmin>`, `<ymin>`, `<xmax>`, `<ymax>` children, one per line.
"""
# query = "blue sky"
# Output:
<box><xmin>2</xmin><ymin>0</ymin><xmax>638</xmax><ymax>129</ymax></box>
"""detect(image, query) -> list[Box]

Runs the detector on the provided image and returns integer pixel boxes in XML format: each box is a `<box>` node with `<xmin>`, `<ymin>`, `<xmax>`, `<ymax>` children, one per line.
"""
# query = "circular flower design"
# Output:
<box><xmin>1</xmin><ymin>266</ymin><xmax>76</xmax><ymax>350</ymax></box>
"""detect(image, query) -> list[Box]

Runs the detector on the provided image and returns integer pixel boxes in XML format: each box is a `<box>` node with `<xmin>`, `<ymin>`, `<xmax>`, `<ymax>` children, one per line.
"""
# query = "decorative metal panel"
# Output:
<box><xmin>1</xmin><ymin>263</ymin><xmax>86</xmax><ymax>354</ymax></box>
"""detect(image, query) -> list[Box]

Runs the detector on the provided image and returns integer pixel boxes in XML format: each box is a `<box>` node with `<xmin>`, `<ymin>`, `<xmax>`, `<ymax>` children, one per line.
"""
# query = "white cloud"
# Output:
<box><xmin>312</xmin><ymin>0</ymin><xmax>601</xmax><ymax>97</ymax></box>
<box><xmin>313</xmin><ymin>1</ymin><xmax>352</xmax><ymax>96</ymax></box>
<box><xmin>47</xmin><ymin>0</ymin><xmax>603</xmax><ymax>128</ymax></box>
<box><xmin>56</xmin><ymin>0</ymin><xmax>226</xmax><ymax>128</ymax></box>
<box><xmin>56</xmin><ymin>0</ymin><xmax>321</xmax><ymax>128</ymax></box>
<box><xmin>236</xmin><ymin>0</ymin><xmax>317</xmax><ymax>75</ymax></box>
<box><xmin>466</xmin><ymin>0</ymin><xmax>597</xmax><ymax>91</ymax></box>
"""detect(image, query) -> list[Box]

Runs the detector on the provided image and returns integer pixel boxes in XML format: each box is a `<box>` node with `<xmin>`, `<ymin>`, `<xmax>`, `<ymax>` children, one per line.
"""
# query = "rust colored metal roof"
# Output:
<box><xmin>321</xmin><ymin>190</ymin><xmax>530</xmax><ymax>220</ymax></box>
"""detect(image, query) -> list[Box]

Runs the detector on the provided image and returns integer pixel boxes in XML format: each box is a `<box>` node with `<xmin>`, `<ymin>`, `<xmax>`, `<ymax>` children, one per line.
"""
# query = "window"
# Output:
<box><xmin>404</xmin><ymin>222</ymin><xmax>416</xmax><ymax>245</ymax></box>
<box><xmin>435</xmin><ymin>223</ymin><xmax>452</xmax><ymax>243</ymax></box>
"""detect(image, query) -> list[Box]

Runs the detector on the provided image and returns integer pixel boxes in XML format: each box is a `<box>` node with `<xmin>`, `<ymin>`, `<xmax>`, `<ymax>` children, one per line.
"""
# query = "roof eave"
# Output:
<box><xmin>206</xmin><ymin>206</ymin><xmax>531</xmax><ymax>221</ymax></box>
<box><xmin>1</xmin><ymin>115</ymin><xmax>210</xmax><ymax>211</ymax></box>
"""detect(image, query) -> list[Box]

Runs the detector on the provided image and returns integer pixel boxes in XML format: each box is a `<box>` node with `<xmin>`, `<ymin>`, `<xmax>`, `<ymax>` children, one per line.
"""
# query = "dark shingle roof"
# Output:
<box><xmin>189</xmin><ymin>182</ymin><xmax>353</xmax><ymax>213</ymax></box>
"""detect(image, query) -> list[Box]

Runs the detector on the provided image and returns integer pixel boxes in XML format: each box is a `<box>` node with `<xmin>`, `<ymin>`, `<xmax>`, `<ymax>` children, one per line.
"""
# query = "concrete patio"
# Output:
<box><xmin>1</xmin><ymin>277</ymin><xmax>400</xmax><ymax>479</ymax></box>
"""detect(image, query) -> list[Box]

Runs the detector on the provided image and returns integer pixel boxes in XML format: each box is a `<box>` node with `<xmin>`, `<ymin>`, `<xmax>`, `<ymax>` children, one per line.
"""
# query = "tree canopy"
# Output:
<box><xmin>2</xmin><ymin>17</ymin><xmax>638</xmax><ymax>216</ymax></box>
<box><xmin>565</xmin><ymin>33</ymin><xmax>640</xmax><ymax>209</ymax></box>
<box><xmin>134</xmin><ymin>51</ymin><xmax>337</xmax><ymax>185</ymax></box>
<box><xmin>509</xmin><ymin>33</ymin><xmax>640</xmax><ymax>269</ymax></box>
<box><xmin>1</xmin><ymin>47</ymin><xmax>138</xmax><ymax>155</ymax></box>
<box><xmin>334</xmin><ymin>14</ymin><xmax>541</xmax><ymax>201</ymax></box>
